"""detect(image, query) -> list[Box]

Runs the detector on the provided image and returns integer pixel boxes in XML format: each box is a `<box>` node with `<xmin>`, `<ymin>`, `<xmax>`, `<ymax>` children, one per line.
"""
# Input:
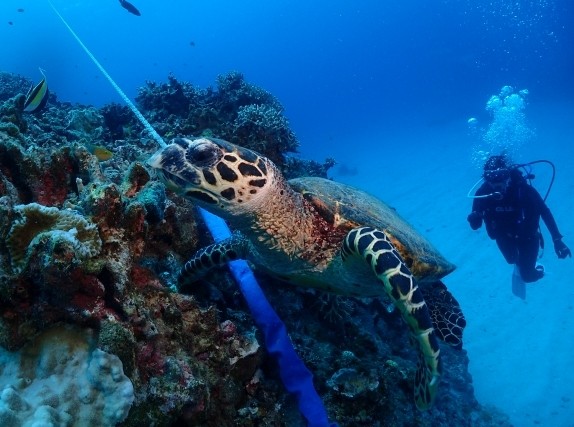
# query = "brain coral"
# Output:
<box><xmin>6</xmin><ymin>203</ymin><xmax>102</xmax><ymax>273</ymax></box>
<box><xmin>0</xmin><ymin>325</ymin><xmax>134</xmax><ymax>426</ymax></box>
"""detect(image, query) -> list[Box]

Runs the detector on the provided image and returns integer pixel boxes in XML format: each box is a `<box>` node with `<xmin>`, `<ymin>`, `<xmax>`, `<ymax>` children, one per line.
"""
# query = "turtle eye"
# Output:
<box><xmin>186</xmin><ymin>142</ymin><xmax>220</xmax><ymax>166</ymax></box>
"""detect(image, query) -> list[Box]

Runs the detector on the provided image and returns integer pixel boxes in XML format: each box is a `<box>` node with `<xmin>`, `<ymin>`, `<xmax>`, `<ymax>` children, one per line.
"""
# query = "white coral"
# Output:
<box><xmin>0</xmin><ymin>326</ymin><xmax>134</xmax><ymax>427</ymax></box>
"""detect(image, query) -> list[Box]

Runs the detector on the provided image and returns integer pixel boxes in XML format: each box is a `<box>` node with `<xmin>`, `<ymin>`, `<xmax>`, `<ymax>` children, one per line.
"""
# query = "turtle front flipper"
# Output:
<box><xmin>178</xmin><ymin>233</ymin><xmax>250</xmax><ymax>290</ymax></box>
<box><xmin>342</xmin><ymin>226</ymin><xmax>441</xmax><ymax>410</ymax></box>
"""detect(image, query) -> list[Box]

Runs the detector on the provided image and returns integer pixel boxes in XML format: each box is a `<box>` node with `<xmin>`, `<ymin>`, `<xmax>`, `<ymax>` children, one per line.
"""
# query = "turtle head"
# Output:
<box><xmin>148</xmin><ymin>137</ymin><xmax>276</xmax><ymax>216</ymax></box>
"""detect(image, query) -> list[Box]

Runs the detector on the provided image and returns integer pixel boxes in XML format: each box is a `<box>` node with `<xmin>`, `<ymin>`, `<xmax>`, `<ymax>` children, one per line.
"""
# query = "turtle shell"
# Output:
<box><xmin>289</xmin><ymin>177</ymin><xmax>455</xmax><ymax>282</ymax></box>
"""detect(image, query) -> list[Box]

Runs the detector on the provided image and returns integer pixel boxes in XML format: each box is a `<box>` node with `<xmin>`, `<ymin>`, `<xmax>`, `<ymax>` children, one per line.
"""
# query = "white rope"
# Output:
<box><xmin>46</xmin><ymin>0</ymin><xmax>166</xmax><ymax>148</ymax></box>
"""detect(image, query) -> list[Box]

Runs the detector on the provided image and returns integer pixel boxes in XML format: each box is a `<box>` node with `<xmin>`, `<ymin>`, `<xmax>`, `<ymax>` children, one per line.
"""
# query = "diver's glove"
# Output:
<box><xmin>467</xmin><ymin>211</ymin><xmax>483</xmax><ymax>230</ymax></box>
<box><xmin>554</xmin><ymin>238</ymin><xmax>571</xmax><ymax>259</ymax></box>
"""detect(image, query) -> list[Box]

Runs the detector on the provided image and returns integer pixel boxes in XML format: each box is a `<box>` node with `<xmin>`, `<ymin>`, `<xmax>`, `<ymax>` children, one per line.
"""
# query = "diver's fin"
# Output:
<box><xmin>512</xmin><ymin>265</ymin><xmax>526</xmax><ymax>300</ymax></box>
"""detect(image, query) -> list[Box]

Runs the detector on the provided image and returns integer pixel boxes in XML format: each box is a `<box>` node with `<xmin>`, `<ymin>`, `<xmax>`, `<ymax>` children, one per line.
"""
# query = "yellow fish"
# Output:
<box><xmin>86</xmin><ymin>143</ymin><xmax>113</xmax><ymax>161</ymax></box>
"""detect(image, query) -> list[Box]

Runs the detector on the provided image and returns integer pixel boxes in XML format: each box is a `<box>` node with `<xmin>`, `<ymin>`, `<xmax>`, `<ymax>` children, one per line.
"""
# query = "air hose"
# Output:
<box><xmin>467</xmin><ymin>158</ymin><xmax>556</xmax><ymax>201</ymax></box>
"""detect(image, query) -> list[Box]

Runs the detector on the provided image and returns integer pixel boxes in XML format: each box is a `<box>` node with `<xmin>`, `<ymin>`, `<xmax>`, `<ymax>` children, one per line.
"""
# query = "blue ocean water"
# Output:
<box><xmin>2</xmin><ymin>0</ymin><xmax>572</xmax><ymax>156</ymax></box>
<box><xmin>2</xmin><ymin>1</ymin><xmax>573</xmax><ymax>426</ymax></box>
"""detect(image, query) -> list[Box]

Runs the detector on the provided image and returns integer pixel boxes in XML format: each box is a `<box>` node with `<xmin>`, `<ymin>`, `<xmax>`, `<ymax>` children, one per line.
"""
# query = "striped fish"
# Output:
<box><xmin>23</xmin><ymin>68</ymin><xmax>49</xmax><ymax>113</ymax></box>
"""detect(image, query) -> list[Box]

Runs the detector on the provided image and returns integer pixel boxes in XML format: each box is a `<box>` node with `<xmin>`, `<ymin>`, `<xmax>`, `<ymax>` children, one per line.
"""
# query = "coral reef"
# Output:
<box><xmin>0</xmin><ymin>73</ymin><xmax>36</xmax><ymax>104</ymax></box>
<box><xmin>66</xmin><ymin>107</ymin><xmax>106</xmax><ymax>139</ymax></box>
<box><xmin>283</xmin><ymin>155</ymin><xmax>336</xmax><ymax>181</ymax></box>
<box><xmin>135</xmin><ymin>71</ymin><xmax>299</xmax><ymax>168</ymax></box>
<box><xmin>0</xmin><ymin>71</ymin><xmax>511</xmax><ymax>426</ymax></box>
<box><xmin>232</xmin><ymin>103</ymin><xmax>297</xmax><ymax>165</ymax></box>
<box><xmin>101</xmin><ymin>103</ymin><xmax>135</xmax><ymax>141</ymax></box>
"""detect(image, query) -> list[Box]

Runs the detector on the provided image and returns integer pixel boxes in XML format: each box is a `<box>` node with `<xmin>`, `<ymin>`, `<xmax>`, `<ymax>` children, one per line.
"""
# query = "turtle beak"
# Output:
<box><xmin>146</xmin><ymin>148</ymin><xmax>164</xmax><ymax>169</ymax></box>
<box><xmin>147</xmin><ymin>144</ymin><xmax>201</xmax><ymax>191</ymax></box>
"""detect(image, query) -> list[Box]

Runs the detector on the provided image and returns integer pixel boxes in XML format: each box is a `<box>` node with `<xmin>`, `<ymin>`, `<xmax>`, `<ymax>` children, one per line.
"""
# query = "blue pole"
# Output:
<box><xmin>198</xmin><ymin>209</ymin><xmax>336</xmax><ymax>427</ymax></box>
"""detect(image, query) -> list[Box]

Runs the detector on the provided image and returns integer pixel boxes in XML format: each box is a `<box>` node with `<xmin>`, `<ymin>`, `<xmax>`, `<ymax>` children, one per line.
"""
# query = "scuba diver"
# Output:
<box><xmin>467</xmin><ymin>155</ymin><xmax>571</xmax><ymax>284</ymax></box>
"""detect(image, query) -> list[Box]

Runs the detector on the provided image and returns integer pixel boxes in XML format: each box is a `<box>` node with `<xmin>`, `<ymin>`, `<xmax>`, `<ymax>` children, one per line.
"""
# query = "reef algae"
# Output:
<box><xmin>0</xmin><ymin>71</ymin><xmax>511</xmax><ymax>426</ymax></box>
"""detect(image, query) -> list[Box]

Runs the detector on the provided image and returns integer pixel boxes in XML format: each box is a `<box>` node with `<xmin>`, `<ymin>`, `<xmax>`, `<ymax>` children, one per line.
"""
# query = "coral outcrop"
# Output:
<box><xmin>0</xmin><ymin>325</ymin><xmax>134</xmax><ymax>427</ymax></box>
<box><xmin>135</xmin><ymin>71</ymin><xmax>299</xmax><ymax>168</ymax></box>
<box><xmin>7</xmin><ymin>203</ymin><xmax>102</xmax><ymax>274</ymax></box>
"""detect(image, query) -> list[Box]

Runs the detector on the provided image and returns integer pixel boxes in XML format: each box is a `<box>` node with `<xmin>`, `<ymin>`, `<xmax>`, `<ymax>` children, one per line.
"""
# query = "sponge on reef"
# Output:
<box><xmin>6</xmin><ymin>203</ymin><xmax>102</xmax><ymax>273</ymax></box>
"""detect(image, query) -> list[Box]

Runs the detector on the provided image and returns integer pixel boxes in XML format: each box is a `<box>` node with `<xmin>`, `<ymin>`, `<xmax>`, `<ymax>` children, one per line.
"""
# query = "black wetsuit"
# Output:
<box><xmin>468</xmin><ymin>173</ymin><xmax>562</xmax><ymax>282</ymax></box>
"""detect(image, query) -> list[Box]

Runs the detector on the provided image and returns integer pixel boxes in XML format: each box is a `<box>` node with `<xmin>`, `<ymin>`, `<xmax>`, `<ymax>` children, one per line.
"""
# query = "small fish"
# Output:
<box><xmin>8</xmin><ymin>21</ymin><xmax>13</xmax><ymax>25</ymax></box>
<box><xmin>86</xmin><ymin>143</ymin><xmax>113</xmax><ymax>161</ymax></box>
<box><xmin>23</xmin><ymin>68</ymin><xmax>49</xmax><ymax>113</ymax></box>
<box><xmin>119</xmin><ymin>0</ymin><xmax>141</xmax><ymax>16</ymax></box>
<box><xmin>17</xmin><ymin>8</ymin><xmax>24</xmax><ymax>12</ymax></box>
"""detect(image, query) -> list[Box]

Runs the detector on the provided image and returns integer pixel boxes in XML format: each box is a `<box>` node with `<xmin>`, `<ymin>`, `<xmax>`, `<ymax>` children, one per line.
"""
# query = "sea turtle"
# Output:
<box><xmin>148</xmin><ymin>136</ymin><xmax>466</xmax><ymax>410</ymax></box>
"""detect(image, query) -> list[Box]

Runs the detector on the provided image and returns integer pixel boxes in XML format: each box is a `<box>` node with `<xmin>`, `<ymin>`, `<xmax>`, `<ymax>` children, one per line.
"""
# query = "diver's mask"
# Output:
<box><xmin>467</xmin><ymin>166</ymin><xmax>511</xmax><ymax>199</ymax></box>
<box><xmin>483</xmin><ymin>167</ymin><xmax>510</xmax><ymax>184</ymax></box>
<box><xmin>483</xmin><ymin>167</ymin><xmax>511</xmax><ymax>199</ymax></box>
